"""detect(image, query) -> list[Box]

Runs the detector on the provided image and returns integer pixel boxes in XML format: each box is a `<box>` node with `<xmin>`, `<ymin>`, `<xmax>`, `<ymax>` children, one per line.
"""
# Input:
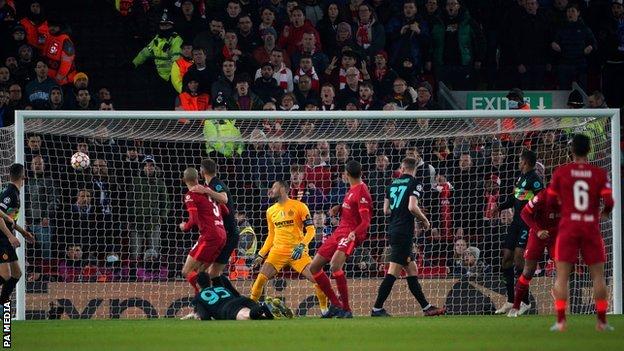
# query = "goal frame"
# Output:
<box><xmin>13</xmin><ymin>109</ymin><xmax>621</xmax><ymax>320</ymax></box>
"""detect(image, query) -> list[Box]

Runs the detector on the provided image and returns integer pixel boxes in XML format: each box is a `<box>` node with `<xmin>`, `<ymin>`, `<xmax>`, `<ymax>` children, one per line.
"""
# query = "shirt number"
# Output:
<box><xmin>573</xmin><ymin>180</ymin><xmax>589</xmax><ymax>211</ymax></box>
<box><xmin>389</xmin><ymin>185</ymin><xmax>407</xmax><ymax>210</ymax></box>
<box><xmin>200</xmin><ymin>287</ymin><xmax>231</xmax><ymax>305</ymax></box>
<box><xmin>208</xmin><ymin>197</ymin><xmax>220</xmax><ymax>217</ymax></box>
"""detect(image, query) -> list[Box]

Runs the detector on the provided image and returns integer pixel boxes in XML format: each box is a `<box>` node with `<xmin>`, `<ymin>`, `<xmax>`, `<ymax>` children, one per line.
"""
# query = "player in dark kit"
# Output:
<box><xmin>495</xmin><ymin>149</ymin><xmax>543</xmax><ymax>315</ymax></box>
<box><xmin>548</xmin><ymin>134</ymin><xmax>614</xmax><ymax>332</ymax></box>
<box><xmin>179</xmin><ymin>167</ymin><xmax>226</xmax><ymax>294</ymax></box>
<box><xmin>191</xmin><ymin>159</ymin><xmax>240</xmax><ymax>294</ymax></box>
<box><xmin>0</xmin><ymin>164</ymin><xmax>35</xmax><ymax>303</ymax></box>
<box><xmin>371</xmin><ymin>158</ymin><xmax>445</xmax><ymax>317</ymax></box>
<box><xmin>507</xmin><ymin>188</ymin><xmax>560</xmax><ymax>317</ymax></box>
<box><xmin>192</xmin><ymin>272</ymin><xmax>292</xmax><ymax>320</ymax></box>
<box><xmin>310</xmin><ymin>160</ymin><xmax>372</xmax><ymax>318</ymax></box>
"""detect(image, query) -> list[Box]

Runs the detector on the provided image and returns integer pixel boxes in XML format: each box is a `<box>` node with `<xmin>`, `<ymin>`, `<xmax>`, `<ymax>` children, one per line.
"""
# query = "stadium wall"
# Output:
<box><xmin>25</xmin><ymin>278</ymin><xmax>561</xmax><ymax>319</ymax></box>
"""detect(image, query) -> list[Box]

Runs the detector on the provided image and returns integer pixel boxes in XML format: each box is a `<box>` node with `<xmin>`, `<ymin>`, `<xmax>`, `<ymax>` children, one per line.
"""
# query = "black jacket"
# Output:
<box><xmin>512</xmin><ymin>11</ymin><xmax>554</xmax><ymax>66</ymax></box>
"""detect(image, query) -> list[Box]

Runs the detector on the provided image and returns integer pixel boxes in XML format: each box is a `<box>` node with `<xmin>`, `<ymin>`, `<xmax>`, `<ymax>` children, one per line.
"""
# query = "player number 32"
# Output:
<box><xmin>573</xmin><ymin>180</ymin><xmax>589</xmax><ymax>211</ymax></box>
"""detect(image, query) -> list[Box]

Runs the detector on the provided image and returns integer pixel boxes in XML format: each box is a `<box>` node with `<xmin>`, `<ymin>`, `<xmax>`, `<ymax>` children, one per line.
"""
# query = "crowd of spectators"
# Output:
<box><xmin>0</xmin><ymin>0</ymin><xmax>622</xmax><ymax>283</ymax></box>
<box><xmin>113</xmin><ymin>0</ymin><xmax>624</xmax><ymax>111</ymax></box>
<box><xmin>0</xmin><ymin>0</ymin><xmax>117</xmax><ymax>128</ymax></box>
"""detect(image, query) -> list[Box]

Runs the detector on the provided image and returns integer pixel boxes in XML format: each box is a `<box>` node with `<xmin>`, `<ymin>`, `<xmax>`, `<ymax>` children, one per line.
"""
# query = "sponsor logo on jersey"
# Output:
<box><xmin>274</xmin><ymin>219</ymin><xmax>295</xmax><ymax>228</ymax></box>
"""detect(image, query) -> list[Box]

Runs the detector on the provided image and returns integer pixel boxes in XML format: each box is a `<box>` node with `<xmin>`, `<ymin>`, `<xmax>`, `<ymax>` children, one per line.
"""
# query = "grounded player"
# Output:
<box><xmin>507</xmin><ymin>188</ymin><xmax>559</xmax><ymax>317</ymax></box>
<box><xmin>548</xmin><ymin>134</ymin><xmax>614</xmax><ymax>332</ymax></box>
<box><xmin>179</xmin><ymin>167</ymin><xmax>226</xmax><ymax>293</ymax></box>
<box><xmin>372</xmin><ymin>158</ymin><xmax>445</xmax><ymax>317</ymax></box>
<box><xmin>191</xmin><ymin>159</ymin><xmax>241</xmax><ymax>294</ymax></box>
<box><xmin>310</xmin><ymin>160</ymin><xmax>372</xmax><ymax>318</ymax></box>
<box><xmin>250</xmin><ymin>180</ymin><xmax>328</xmax><ymax>315</ymax></box>
<box><xmin>495</xmin><ymin>149</ymin><xmax>543</xmax><ymax>315</ymax></box>
<box><xmin>0</xmin><ymin>163</ymin><xmax>35</xmax><ymax>303</ymax></box>
<box><xmin>192</xmin><ymin>272</ymin><xmax>292</xmax><ymax>320</ymax></box>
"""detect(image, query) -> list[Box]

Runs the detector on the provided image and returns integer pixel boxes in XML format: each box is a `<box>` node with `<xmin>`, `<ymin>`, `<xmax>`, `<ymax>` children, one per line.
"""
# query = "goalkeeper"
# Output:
<box><xmin>250</xmin><ymin>181</ymin><xmax>329</xmax><ymax>316</ymax></box>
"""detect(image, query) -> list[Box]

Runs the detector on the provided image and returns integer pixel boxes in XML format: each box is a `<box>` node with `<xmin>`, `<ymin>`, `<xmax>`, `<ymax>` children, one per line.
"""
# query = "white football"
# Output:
<box><xmin>71</xmin><ymin>152</ymin><xmax>90</xmax><ymax>170</ymax></box>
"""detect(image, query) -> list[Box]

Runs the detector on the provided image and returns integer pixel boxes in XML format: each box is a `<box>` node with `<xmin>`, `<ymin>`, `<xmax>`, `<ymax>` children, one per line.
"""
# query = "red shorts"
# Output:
<box><xmin>524</xmin><ymin>229</ymin><xmax>555</xmax><ymax>261</ymax></box>
<box><xmin>555</xmin><ymin>224</ymin><xmax>606</xmax><ymax>265</ymax></box>
<box><xmin>316</xmin><ymin>234</ymin><xmax>359</xmax><ymax>260</ymax></box>
<box><xmin>189</xmin><ymin>234</ymin><xmax>226</xmax><ymax>264</ymax></box>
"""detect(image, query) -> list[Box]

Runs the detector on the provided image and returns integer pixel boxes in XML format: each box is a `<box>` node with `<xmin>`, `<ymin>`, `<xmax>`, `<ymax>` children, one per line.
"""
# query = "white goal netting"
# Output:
<box><xmin>1</xmin><ymin>110</ymin><xmax>617</xmax><ymax>319</ymax></box>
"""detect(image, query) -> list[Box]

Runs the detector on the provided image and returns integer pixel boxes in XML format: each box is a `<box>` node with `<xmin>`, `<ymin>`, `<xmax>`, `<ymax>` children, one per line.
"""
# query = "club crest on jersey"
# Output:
<box><xmin>49</xmin><ymin>42</ymin><xmax>60</xmax><ymax>54</ymax></box>
<box><xmin>360</xmin><ymin>197</ymin><xmax>368</xmax><ymax>204</ymax></box>
<box><xmin>288</xmin><ymin>209</ymin><xmax>295</xmax><ymax>217</ymax></box>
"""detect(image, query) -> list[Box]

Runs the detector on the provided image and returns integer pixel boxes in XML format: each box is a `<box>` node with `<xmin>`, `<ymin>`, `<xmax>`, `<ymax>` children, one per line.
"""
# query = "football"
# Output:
<box><xmin>70</xmin><ymin>152</ymin><xmax>90</xmax><ymax>170</ymax></box>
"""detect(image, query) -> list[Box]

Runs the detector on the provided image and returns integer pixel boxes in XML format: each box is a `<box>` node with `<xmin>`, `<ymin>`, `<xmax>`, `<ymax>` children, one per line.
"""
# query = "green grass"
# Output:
<box><xmin>12</xmin><ymin>315</ymin><xmax>624</xmax><ymax>351</ymax></box>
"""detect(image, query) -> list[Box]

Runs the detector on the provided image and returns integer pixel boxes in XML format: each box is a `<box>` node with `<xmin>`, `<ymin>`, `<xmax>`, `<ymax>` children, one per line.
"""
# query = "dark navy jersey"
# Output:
<box><xmin>193</xmin><ymin>286</ymin><xmax>238</xmax><ymax>320</ymax></box>
<box><xmin>0</xmin><ymin>183</ymin><xmax>20</xmax><ymax>243</ymax></box>
<box><xmin>501</xmin><ymin>169</ymin><xmax>543</xmax><ymax>221</ymax></box>
<box><xmin>385</xmin><ymin>174</ymin><xmax>423</xmax><ymax>236</ymax></box>
<box><xmin>208</xmin><ymin>177</ymin><xmax>236</xmax><ymax>229</ymax></box>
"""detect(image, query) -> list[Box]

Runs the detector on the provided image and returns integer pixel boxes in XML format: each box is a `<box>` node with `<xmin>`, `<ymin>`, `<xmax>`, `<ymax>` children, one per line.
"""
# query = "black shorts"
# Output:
<box><xmin>215</xmin><ymin>224</ymin><xmax>240</xmax><ymax>265</ymax></box>
<box><xmin>504</xmin><ymin>220</ymin><xmax>529</xmax><ymax>250</ymax></box>
<box><xmin>0</xmin><ymin>243</ymin><xmax>18</xmax><ymax>264</ymax></box>
<box><xmin>220</xmin><ymin>297</ymin><xmax>256</xmax><ymax>320</ymax></box>
<box><xmin>388</xmin><ymin>233</ymin><xmax>415</xmax><ymax>266</ymax></box>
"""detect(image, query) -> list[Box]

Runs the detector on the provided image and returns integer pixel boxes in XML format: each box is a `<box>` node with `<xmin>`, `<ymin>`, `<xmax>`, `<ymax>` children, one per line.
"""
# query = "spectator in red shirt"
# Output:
<box><xmin>278</xmin><ymin>6</ymin><xmax>321</xmax><ymax>55</ymax></box>
<box><xmin>304</xmin><ymin>145</ymin><xmax>332</xmax><ymax>194</ymax></box>
<box><xmin>253</xmin><ymin>27</ymin><xmax>292</xmax><ymax>69</ymax></box>
<box><xmin>289</xmin><ymin>164</ymin><xmax>327</xmax><ymax>211</ymax></box>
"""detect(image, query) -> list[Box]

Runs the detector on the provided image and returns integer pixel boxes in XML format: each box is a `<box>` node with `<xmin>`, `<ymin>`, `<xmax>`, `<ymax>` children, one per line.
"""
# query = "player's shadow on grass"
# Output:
<box><xmin>444</xmin><ymin>275</ymin><xmax>537</xmax><ymax>315</ymax></box>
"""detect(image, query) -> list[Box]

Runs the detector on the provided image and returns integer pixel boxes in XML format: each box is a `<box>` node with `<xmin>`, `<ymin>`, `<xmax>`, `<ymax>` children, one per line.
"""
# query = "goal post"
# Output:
<box><xmin>8</xmin><ymin>108</ymin><xmax>622</xmax><ymax>320</ymax></box>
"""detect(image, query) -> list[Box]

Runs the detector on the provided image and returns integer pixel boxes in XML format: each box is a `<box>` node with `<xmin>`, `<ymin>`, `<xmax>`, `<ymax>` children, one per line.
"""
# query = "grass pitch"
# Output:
<box><xmin>13</xmin><ymin>315</ymin><xmax>623</xmax><ymax>351</ymax></box>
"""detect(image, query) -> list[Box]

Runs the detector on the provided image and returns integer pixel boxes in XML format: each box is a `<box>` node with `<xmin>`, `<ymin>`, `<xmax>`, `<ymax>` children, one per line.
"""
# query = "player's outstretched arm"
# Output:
<box><xmin>257</xmin><ymin>210</ymin><xmax>276</xmax><ymax>259</ymax></box>
<box><xmin>189</xmin><ymin>184</ymin><xmax>228</xmax><ymax>204</ymax></box>
<box><xmin>520</xmin><ymin>201</ymin><xmax>541</xmax><ymax>233</ymax></box>
<box><xmin>408</xmin><ymin>196</ymin><xmax>430</xmax><ymax>231</ymax></box>
<box><xmin>301</xmin><ymin>203</ymin><xmax>315</xmax><ymax>246</ymax></box>
<box><xmin>180</xmin><ymin>208</ymin><xmax>198</xmax><ymax>232</ymax></box>
<box><xmin>383</xmin><ymin>198</ymin><xmax>391</xmax><ymax>216</ymax></box>
<box><xmin>0</xmin><ymin>219</ymin><xmax>20</xmax><ymax>248</ymax></box>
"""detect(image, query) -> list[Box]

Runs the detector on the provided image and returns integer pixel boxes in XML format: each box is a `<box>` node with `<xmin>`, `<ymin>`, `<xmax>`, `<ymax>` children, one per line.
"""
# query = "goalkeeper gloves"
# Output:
<box><xmin>252</xmin><ymin>254</ymin><xmax>264</xmax><ymax>268</ymax></box>
<box><xmin>291</xmin><ymin>243</ymin><xmax>305</xmax><ymax>260</ymax></box>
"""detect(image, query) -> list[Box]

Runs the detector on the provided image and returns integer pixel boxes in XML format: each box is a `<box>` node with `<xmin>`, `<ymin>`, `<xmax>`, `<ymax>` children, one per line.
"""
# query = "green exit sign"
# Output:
<box><xmin>467</xmin><ymin>92</ymin><xmax>553</xmax><ymax>110</ymax></box>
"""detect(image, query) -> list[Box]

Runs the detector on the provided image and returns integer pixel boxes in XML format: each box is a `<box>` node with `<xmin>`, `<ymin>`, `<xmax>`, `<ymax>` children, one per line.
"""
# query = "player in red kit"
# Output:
<box><xmin>507</xmin><ymin>188</ymin><xmax>559</xmax><ymax>317</ymax></box>
<box><xmin>310</xmin><ymin>160</ymin><xmax>372</xmax><ymax>318</ymax></box>
<box><xmin>179</xmin><ymin>168</ymin><xmax>227</xmax><ymax>294</ymax></box>
<box><xmin>547</xmin><ymin>134</ymin><xmax>614</xmax><ymax>332</ymax></box>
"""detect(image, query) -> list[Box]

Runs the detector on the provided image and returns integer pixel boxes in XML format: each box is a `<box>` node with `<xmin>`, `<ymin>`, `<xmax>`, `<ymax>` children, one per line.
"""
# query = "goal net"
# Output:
<box><xmin>4</xmin><ymin>109</ymin><xmax>621</xmax><ymax>319</ymax></box>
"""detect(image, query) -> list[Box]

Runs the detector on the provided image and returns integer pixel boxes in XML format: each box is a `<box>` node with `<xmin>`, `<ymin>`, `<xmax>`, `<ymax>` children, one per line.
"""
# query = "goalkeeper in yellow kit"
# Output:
<box><xmin>250</xmin><ymin>180</ymin><xmax>328</xmax><ymax>315</ymax></box>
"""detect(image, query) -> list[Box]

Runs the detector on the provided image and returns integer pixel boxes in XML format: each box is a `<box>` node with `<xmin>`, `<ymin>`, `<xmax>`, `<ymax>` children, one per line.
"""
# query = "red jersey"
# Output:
<box><xmin>547</xmin><ymin>162</ymin><xmax>613</xmax><ymax>228</ymax></box>
<box><xmin>335</xmin><ymin>182</ymin><xmax>373</xmax><ymax>241</ymax></box>
<box><xmin>183</xmin><ymin>191</ymin><xmax>226</xmax><ymax>240</ymax></box>
<box><xmin>520</xmin><ymin>190</ymin><xmax>560</xmax><ymax>235</ymax></box>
